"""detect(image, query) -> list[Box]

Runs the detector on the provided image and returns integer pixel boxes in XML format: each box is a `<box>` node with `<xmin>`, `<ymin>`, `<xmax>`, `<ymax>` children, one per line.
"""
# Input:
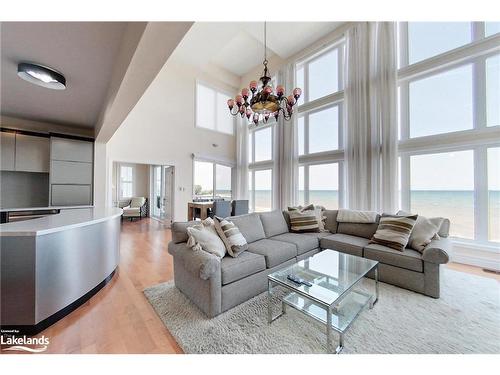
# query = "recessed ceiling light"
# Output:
<box><xmin>17</xmin><ymin>62</ymin><xmax>66</xmax><ymax>90</ymax></box>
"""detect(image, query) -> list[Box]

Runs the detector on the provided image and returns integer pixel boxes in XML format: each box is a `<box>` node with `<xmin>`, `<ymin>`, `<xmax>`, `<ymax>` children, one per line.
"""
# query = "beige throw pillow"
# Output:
<box><xmin>370</xmin><ymin>214</ymin><xmax>418</xmax><ymax>251</ymax></box>
<box><xmin>186</xmin><ymin>218</ymin><xmax>226</xmax><ymax>258</ymax></box>
<box><xmin>288</xmin><ymin>207</ymin><xmax>320</xmax><ymax>233</ymax></box>
<box><xmin>288</xmin><ymin>204</ymin><xmax>327</xmax><ymax>232</ymax></box>
<box><xmin>213</xmin><ymin>217</ymin><xmax>248</xmax><ymax>257</ymax></box>
<box><xmin>408</xmin><ymin>215</ymin><xmax>443</xmax><ymax>252</ymax></box>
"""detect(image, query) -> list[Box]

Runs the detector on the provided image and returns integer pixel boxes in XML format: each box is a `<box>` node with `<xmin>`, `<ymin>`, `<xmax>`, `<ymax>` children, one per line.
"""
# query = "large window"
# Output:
<box><xmin>196</xmin><ymin>81</ymin><xmax>234</xmax><ymax>135</ymax></box>
<box><xmin>248</xmin><ymin>124</ymin><xmax>274</xmax><ymax>212</ymax></box>
<box><xmin>408</xmin><ymin>64</ymin><xmax>473</xmax><ymax>138</ymax></box>
<box><xmin>296</xmin><ymin>39</ymin><xmax>345</xmax><ymax>209</ymax></box>
<box><xmin>119</xmin><ymin>165</ymin><xmax>134</xmax><ymax>199</ymax></box>
<box><xmin>193</xmin><ymin>160</ymin><xmax>232</xmax><ymax>200</ymax></box>
<box><xmin>296</xmin><ymin>44</ymin><xmax>343</xmax><ymax>105</ymax></box>
<box><xmin>398</xmin><ymin>22</ymin><xmax>500</xmax><ymax>244</ymax></box>
<box><xmin>249</xmin><ymin>169</ymin><xmax>272</xmax><ymax>212</ymax></box>
<box><xmin>409</xmin><ymin>151</ymin><xmax>474</xmax><ymax>239</ymax></box>
<box><xmin>299</xmin><ymin>163</ymin><xmax>340</xmax><ymax>209</ymax></box>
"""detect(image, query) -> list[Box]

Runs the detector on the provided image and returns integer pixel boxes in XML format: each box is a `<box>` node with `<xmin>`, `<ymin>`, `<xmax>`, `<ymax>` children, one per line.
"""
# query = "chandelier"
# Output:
<box><xmin>227</xmin><ymin>22</ymin><xmax>302</xmax><ymax>124</ymax></box>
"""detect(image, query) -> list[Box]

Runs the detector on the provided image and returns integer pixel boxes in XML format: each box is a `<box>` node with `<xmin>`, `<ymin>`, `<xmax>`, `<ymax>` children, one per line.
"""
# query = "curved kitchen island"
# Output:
<box><xmin>0</xmin><ymin>207</ymin><xmax>122</xmax><ymax>335</ymax></box>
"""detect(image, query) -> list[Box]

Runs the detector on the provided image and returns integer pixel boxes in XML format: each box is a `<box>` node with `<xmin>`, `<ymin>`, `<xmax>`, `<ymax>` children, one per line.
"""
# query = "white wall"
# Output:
<box><xmin>105</xmin><ymin>59</ymin><xmax>238</xmax><ymax>221</ymax></box>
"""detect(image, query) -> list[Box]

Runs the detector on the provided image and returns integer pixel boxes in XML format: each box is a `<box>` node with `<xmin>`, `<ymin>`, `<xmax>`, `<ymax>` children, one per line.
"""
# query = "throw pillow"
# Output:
<box><xmin>288</xmin><ymin>207</ymin><xmax>320</xmax><ymax>233</ymax></box>
<box><xmin>369</xmin><ymin>214</ymin><xmax>418</xmax><ymax>251</ymax></box>
<box><xmin>407</xmin><ymin>215</ymin><xmax>443</xmax><ymax>252</ymax></box>
<box><xmin>288</xmin><ymin>204</ymin><xmax>327</xmax><ymax>232</ymax></box>
<box><xmin>213</xmin><ymin>217</ymin><xmax>248</xmax><ymax>257</ymax></box>
<box><xmin>186</xmin><ymin>218</ymin><xmax>226</xmax><ymax>258</ymax></box>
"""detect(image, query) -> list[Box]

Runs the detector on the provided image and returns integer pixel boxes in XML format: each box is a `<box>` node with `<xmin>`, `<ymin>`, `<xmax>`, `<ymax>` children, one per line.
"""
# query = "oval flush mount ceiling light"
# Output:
<box><xmin>17</xmin><ymin>62</ymin><xmax>66</xmax><ymax>90</ymax></box>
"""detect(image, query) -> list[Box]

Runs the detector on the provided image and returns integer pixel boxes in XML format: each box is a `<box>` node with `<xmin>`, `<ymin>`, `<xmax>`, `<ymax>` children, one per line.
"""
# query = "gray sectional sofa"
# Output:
<box><xmin>168</xmin><ymin>210</ymin><xmax>451</xmax><ymax>318</ymax></box>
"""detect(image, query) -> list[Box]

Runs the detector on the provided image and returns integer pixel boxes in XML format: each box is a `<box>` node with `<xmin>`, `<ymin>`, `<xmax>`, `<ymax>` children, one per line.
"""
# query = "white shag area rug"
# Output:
<box><xmin>143</xmin><ymin>268</ymin><xmax>500</xmax><ymax>354</ymax></box>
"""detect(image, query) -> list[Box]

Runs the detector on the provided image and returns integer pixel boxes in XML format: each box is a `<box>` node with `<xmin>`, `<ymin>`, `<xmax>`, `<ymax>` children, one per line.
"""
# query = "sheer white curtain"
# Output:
<box><xmin>277</xmin><ymin>62</ymin><xmax>299</xmax><ymax>209</ymax></box>
<box><xmin>344</xmin><ymin>22</ymin><xmax>398</xmax><ymax>212</ymax></box>
<box><xmin>369</xmin><ymin>22</ymin><xmax>398</xmax><ymax>213</ymax></box>
<box><xmin>235</xmin><ymin>115</ymin><xmax>249</xmax><ymax>199</ymax></box>
<box><xmin>344</xmin><ymin>22</ymin><xmax>372</xmax><ymax>210</ymax></box>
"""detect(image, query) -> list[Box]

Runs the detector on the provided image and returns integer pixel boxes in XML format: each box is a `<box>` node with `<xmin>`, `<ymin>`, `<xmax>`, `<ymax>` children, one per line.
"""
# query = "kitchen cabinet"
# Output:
<box><xmin>14</xmin><ymin>134</ymin><xmax>50</xmax><ymax>173</ymax></box>
<box><xmin>0</xmin><ymin>131</ymin><xmax>15</xmax><ymax>171</ymax></box>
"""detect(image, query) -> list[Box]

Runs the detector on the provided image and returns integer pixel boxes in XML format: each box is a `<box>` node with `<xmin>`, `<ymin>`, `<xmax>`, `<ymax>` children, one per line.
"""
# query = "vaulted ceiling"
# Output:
<box><xmin>171</xmin><ymin>22</ymin><xmax>344</xmax><ymax>76</ymax></box>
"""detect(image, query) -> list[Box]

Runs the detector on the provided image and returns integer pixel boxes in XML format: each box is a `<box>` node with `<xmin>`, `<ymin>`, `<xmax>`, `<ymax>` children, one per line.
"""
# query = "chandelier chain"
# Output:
<box><xmin>263</xmin><ymin>21</ymin><xmax>267</xmax><ymax>64</ymax></box>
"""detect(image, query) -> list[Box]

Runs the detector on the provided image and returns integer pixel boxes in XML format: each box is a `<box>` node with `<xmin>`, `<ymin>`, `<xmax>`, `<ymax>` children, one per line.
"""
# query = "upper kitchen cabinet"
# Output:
<box><xmin>14</xmin><ymin>133</ymin><xmax>50</xmax><ymax>173</ymax></box>
<box><xmin>0</xmin><ymin>130</ymin><xmax>50</xmax><ymax>173</ymax></box>
<box><xmin>50</xmin><ymin>137</ymin><xmax>93</xmax><ymax>163</ymax></box>
<box><xmin>0</xmin><ymin>131</ymin><xmax>16</xmax><ymax>171</ymax></box>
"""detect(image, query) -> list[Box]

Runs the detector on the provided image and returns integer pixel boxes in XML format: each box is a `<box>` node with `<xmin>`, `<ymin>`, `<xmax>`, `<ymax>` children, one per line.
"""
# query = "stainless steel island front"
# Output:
<box><xmin>0</xmin><ymin>207</ymin><xmax>122</xmax><ymax>335</ymax></box>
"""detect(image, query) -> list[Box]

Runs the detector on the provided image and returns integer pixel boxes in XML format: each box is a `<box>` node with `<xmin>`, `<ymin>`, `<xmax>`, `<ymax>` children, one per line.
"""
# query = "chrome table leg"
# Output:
<box><xmin>335</xmin><ymin>333</ymin><xmax>344</xmax><ymax>354</ymax></box>
<box><xmin>326</xmin><ymin>308</ymin><xmax>332</xmax><ymax>353</ymax></box>
<box><xmin>267</xmin><ymin>279</ymin><xmax>273</xmax><ymax>323</ymax></box>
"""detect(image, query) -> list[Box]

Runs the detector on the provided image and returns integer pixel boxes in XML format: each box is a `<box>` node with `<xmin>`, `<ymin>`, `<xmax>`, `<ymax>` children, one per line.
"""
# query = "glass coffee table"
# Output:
<box><xmin>267</xmin><ymin>249</ymin><xmax>379</xmax><ymax>354</ymax></box>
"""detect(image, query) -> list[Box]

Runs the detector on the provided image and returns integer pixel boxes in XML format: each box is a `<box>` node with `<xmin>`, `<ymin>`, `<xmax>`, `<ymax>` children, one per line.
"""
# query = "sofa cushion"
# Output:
<box><xmin>270</xmin><ymin>233</ymin><xmax>319</xmax><ymax>255</ymax></box>
<box><xmin>320</xmin><ymin>233</ymin><xmax>370</xmax><ymax>257</ymax></box>
<box><xmin>259</xmin><ymin>210</ymin><xmax>289</xmax><ymax>237</ymax></box>
<box><xmin>221</xmin><ymin>251</ymin><xmax>266</xmax><ymax>285</ymax></box>
<box><xmin>323</xmin><ymin>210</ymin><xmax>339</xmax><ymax>233</ymax></box>
<box><xmin>364</xmin><ymin>243</ymin><xmax>423</xmax><ymax>272</ymax></box>
<box><xmin>172</xmin><ymin>221</ymin><xmax>199</xmax><ymax>243</ymax></box>
<box><xmin>300</xmin><ymin>231</ymin><xmax>331</xmax><ymax>240</ymax></box>
<box><xmin>337</xmin><ymin>220</ymin><xmax>380</xmax><ymax>239</ymax></box>
<box><xmin>228</xmin><ymin>213</ymin><xmax>266</xmax><ymax>244</ymax></box>
<box><xmin>247</xmin><ymin>239</ymin><xmax>297</xmax><ymax>268</ymax></box>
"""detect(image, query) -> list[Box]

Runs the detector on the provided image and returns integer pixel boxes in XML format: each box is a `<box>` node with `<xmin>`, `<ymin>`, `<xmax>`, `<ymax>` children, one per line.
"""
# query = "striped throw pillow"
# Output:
<box><xmin>214</xmin><ymin>217</ymin><xmax>248</xmax><ymax>257</ymax></box>
<box><xmin>369</xmin><ymin>214</ymin><xmax>418</xmax><ymax>251</ymax></box>
<box><xmin>288</xmin><ymin>208</ymin><xmax>320</xmax><ymax>233</ymax></box>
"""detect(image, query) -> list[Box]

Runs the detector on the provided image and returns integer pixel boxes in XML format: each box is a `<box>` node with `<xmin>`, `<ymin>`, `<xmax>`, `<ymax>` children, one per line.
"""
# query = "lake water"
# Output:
<box><xmin>252</xmin><ymin>190</ymin><xmax>500</xmax><ymax>242</ymax></box>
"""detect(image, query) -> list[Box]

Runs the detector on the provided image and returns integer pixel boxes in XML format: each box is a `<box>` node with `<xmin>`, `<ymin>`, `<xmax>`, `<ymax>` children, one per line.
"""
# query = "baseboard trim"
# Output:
<box><xmin>0</xmin><ymin>269</ymin><xmax>116</xmax><ymax>337</ymax></box>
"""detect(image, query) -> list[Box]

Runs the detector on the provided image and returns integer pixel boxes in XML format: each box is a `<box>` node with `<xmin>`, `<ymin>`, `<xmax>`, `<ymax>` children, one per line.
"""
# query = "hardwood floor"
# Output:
<box><xmin>1</xmin><ymin>218</ymin><xmax>497</xmax><ymax>354</ymax></box>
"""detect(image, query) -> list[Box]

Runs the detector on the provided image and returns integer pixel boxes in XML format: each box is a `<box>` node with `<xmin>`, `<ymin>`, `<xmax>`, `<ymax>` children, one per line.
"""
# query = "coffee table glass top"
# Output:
<box><xmin>268</xmin><ymin>249</ymin><xmax>378</xmax><ymax>307</ymax></box>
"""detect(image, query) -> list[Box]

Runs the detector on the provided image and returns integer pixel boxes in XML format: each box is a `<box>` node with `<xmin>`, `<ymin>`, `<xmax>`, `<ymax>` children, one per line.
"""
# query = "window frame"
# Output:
<box><xmin>119</xmin><ymin>164</ymin><xmax>134</xmax><ymax>199</ymax></box>
<box><xmin>296</xmin><ymin>40</ymin><xmax>345</xmax><ymax>108</ymax></box>
<box><xmin>192</xmin><ymin>157</ymin><xmax>234</xmax><ymax>200</ymax></box>
<box><xmin>195</xmin><ymin>80</ymin><xmax>235</xmax><ymax>135</ymax></box>
<box><xmin>397</xmin><ymin>21</ymin><xmax>500</xmax><ymax>244</ymax></box>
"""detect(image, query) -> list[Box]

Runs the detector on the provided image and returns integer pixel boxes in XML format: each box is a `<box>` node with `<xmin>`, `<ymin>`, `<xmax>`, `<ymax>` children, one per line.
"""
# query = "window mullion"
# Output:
<box><xmin>474</xmin><ymin>146</ymin><xmax>489</xmax><ymax>242</ymax></box>
<box><xmin>304</xmin><ymin>165</ymin><xmax>310</xmax><ymax>205</ymax></box>
<box><xmin>338</xmin><ymin>161</ymin><xmax>345</xmax><ymax>208</ymax></box>
<box><xmin>400</xmin><ymin>155</ymin><xmax>411</xmax><ymax>212</ymax></box>
<box><xmin>304</xmin><ymin>115</ymin><xmax>308</xmax><ymax>155</ymax></box>
<box><xmin>474</xmin><ymin>56</ymin><xmax>487</xmax><ymax>129</ymax></box>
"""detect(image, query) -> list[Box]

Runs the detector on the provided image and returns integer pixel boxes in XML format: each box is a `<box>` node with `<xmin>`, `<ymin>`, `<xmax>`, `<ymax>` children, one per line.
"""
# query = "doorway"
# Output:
<box><xmin>151</xmin><ymin>165</ymin><xmax>174</xmax><ymax>226</ymax></box>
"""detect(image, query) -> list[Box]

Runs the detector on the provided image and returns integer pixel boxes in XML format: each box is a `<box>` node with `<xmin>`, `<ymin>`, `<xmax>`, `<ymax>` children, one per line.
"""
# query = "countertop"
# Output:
<box><xmin>0</xmin><ymin>207</ymin><xmax>123</xmax><ymax>237</ymax></box>
<box><xmin>0</xmin><ymin>205</ymin><xmax>94</xmax><ymax>212</ymax></box>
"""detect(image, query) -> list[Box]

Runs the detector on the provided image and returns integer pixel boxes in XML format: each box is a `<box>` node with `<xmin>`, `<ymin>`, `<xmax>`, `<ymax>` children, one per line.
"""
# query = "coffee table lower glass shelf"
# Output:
<box><xmin>267</xmin><ymin>249</ymin><xmax>379</xmax><ymax>354</ymax></box>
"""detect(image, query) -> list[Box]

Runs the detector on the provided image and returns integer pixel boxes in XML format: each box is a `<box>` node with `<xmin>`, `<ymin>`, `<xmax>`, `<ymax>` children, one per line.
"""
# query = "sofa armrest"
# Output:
<box><xmin>422</xmin><ymin>238</ymin><xmax>451</xmax><ymax>264</ymax></box>
<box><xmin>168</xmin><ymin>242</ymin><xmax>220</xmax><ymax>280</ymax></box>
